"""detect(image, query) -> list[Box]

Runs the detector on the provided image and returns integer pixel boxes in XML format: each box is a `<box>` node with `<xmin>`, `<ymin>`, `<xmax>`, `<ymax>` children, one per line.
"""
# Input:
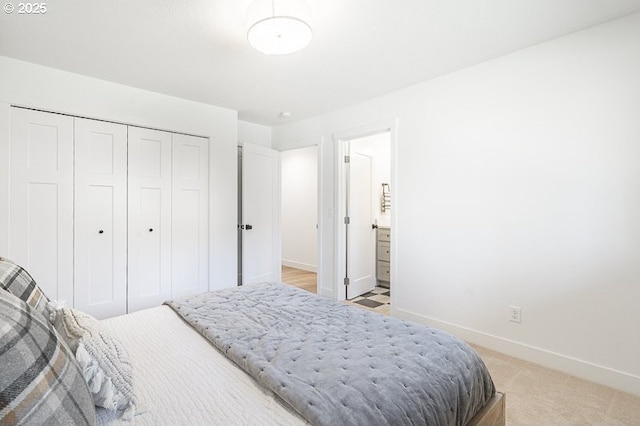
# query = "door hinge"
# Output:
<box><xmin>344</xmin><ymin>277</ymin><xmax>350</xmax><ymax>286</ymax></box>
<box><xmin>344</xmin><ymin>216</ymin><xmax>350</xmax><ymax>224</ymax></box>
<box><xmin>344</xmin><ymin>155</ymin><xmax>350</xmax><ymax>163</ymax></box>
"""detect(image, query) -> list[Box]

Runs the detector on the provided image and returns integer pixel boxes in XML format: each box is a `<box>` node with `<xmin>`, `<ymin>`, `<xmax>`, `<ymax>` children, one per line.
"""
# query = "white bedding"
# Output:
<box><xmin>96</xmin><ymin>306</ymin><xmax>306</xmax><ymax>425</ymax></box>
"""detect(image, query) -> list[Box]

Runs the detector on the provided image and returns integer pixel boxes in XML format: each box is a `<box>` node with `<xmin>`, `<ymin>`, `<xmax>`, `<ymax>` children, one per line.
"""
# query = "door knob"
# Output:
<box><xmin>149</xmin><ymin>228</ymin><xmax>153</xmax><ymax>232</ymax></box>
<box><xmin>98</xmin><ymin>230</ymin><xmax>104</xmax><ymax>234</ymax></box>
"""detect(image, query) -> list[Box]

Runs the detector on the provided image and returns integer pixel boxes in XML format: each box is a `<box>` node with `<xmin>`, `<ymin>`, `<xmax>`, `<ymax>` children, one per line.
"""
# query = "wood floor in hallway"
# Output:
<box><xmin>281</xmin><ymin>265</ymin><xmax>317</xmax><ymax>293</ymax></box>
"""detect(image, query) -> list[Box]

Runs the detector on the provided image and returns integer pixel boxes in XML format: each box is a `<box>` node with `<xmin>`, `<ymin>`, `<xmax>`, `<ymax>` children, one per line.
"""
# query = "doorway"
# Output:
<box><xmin>280</xmin><ymin>145</ymin><xmax>318</xmax><ymax>294</ymax></box>
<box><xmin>338</xmin><ymin>129</ymin><xmax>392</xmax><ymax>312</ymax></box>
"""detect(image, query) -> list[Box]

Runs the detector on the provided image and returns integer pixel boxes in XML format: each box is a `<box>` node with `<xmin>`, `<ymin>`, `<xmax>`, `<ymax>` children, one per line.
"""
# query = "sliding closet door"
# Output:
<box><xmin>128</xmin><ymin>127</ymin><xmax>172</xmax><ymax>313</ymax></box>
<box><xmin>172</xmin><ymin>134</ymin><xmax>209</xmax><ymax>298</ymax></box>
<box><xmin>74</xmin><ymin>118</ymin><xmax>127</xmax><ymax>319</ymax></box>
<box><xmin>9</xmin><ymin>108</ymin><xmax>74</xmax><ymax>302</ymax></box>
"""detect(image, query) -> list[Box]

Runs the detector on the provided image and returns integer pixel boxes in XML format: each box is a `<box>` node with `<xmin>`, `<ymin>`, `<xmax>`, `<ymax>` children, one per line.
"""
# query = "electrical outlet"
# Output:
<box><xmin>509</xmin><ymin>306</ymin><xmax>522</xmax><ymax>323</ymax></box>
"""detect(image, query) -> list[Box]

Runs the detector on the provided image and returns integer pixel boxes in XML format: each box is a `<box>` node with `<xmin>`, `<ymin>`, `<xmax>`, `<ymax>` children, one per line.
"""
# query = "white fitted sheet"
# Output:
<box><xmin>96</xmin><ymin>306</ymin><xmax>306</xmax><ymax>425</ymax></box>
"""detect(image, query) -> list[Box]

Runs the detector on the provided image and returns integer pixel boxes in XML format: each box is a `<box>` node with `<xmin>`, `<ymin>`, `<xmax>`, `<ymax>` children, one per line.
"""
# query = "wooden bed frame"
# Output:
<box><xmin>469</xmin><ymin>392</ymin><xmax>505</xmax><ymax>425</ymax></box>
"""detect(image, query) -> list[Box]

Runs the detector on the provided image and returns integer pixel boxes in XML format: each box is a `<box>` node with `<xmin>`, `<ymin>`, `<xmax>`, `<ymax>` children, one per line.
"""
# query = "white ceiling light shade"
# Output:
<box><xmin>247</xmin><ymin>0</ymin><xmax>312</xmax><ymax>55</ymax></box>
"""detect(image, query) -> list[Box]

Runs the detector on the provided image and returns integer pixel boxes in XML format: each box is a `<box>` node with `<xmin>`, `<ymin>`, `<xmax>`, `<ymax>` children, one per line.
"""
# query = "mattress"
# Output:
<box><xmin>96</xmin><ymin>306</ymin><xmax>306</xmax><ymax>425</ymax></box>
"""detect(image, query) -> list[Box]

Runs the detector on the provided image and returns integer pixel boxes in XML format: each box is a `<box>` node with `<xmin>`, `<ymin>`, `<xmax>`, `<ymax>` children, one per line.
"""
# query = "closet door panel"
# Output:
<box><xmin>74</xmin><ymin>118</ymin><xmax>127</xmax><ymax>319</ymax></box>
<box><xmin>138</xmin><ymin>187</ymin><xmax>162</xmax><ymax>296</ymax></box>
<box><xmin>172</xmin><ymin>134</ymin><xmax>209</xmax><ymax>298</ymax></box>
<box><xmin>128</xmin><ymin>127</ymin><xmax>172</xmax><ymax>313</ymax></box>
<box><xmin>10</xmin><ymin>108</ymin><xmax>74</xmax><ymax>302</ymax></box>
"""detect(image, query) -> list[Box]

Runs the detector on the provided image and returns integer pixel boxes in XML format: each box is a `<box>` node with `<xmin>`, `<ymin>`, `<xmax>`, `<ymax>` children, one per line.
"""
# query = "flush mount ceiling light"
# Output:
<box><xmin>247</xmin><ymin>0</ymin><xmax>312</xmax><ymax>55</ymax></box>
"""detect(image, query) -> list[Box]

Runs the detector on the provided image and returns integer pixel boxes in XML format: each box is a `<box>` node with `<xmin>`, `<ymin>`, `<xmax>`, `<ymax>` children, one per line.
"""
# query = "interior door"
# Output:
<box><xmin>128</xmin><ymin>127</ymin><xmax>172</xmax><ymax>312</ymax></box>
<box><xmin>241</xmin><ymin>143</ymin><xmax>281</xmax><ymax>284</ymax></box>
<box><xmin>9</xmin><ymin>107</ymin><xmax>74</xmax><ymax>302</ymax></box>
<box><xmin>74</xmin><ymin>118</ymin><xmax>127</xmax><ymax>319</ymax></box>
<box><xmin>346</xmin><ymin>148</ymin><xmax>376</xmax><ymax>299</ymax></box>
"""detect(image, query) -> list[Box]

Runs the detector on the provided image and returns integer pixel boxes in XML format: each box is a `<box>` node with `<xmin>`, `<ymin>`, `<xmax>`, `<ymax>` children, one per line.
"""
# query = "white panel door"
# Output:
<box><xmin>172</xmin><ymin>134</ymin><xmax>209</xmax><ymax>298</ymax></box>
<box><xmin>128</xmin><ymin>127</ymin><xmax>172</xmax><ymax>312</ymax></box>
<box><xmin>9</xmin><ymin>108</ymin><xmax>74</xmax><ymax>302</ymax></box>
<box><xmin>241</xmin><ymin>143</ymin><xmax>281</xmax><ymax>284</ymax></box>
<box><xmin>346</xmin><ymin>151</ymin><xmax>376</xmax><ymax>299</ymax></box>
<box><xmin>74</xmin><ymin>118</ymin><xmax>127</xmax><ymax>319</ymax></box>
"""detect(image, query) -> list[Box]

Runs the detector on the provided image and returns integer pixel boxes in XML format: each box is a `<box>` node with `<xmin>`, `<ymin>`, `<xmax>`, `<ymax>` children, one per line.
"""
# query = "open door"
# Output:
<box><xmin>345</xmin><ymin>145</ymin><xmax>376</xmax><ymax>299</ymax></box>
<box><xmin>240</xmin><ymin>143</ymin><xmax>281</xmax><ymax>284</ymax></box>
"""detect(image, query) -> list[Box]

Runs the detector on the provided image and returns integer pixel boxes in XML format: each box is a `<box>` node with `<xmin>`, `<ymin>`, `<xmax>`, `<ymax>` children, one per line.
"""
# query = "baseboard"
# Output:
<box><xmin>393</xmin><ymin>307</ymin><xmax>640</xmax><ymax>397</ymax></box>
<box><xmin>282</xmin><ymin>259</ymin><xmax>317</xmax><ymax>273</ymax></box>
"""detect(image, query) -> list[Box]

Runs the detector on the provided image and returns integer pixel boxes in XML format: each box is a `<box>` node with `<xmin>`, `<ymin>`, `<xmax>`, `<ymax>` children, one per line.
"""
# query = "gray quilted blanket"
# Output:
<box><xmin>165</xmin><ymin>283</ymin><xmax>495</xmax><ymax>426</ymax></box>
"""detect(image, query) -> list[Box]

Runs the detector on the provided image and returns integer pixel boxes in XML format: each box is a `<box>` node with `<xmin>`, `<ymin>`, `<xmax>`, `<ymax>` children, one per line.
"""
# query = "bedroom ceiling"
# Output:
<box><xmin>1</xmin><ymin>0</ymin><xmax>640</xmax><ymax>125</ymax></box>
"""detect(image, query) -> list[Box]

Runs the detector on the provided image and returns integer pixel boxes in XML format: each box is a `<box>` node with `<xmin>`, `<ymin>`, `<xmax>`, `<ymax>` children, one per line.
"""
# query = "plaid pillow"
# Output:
<box><xmin>0</xmin><ymin>257</ymin><xmax>50</xmax><ymax>318</ymax></box>
<box><xmin>0</xmin><ymin>290</ymin><xmax>96</xmax><ymax>425</ymax></box>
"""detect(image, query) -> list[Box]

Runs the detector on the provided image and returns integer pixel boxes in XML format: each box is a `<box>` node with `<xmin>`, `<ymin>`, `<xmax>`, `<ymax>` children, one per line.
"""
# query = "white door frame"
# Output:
<box><xmin>333</xmin><ymin>119</ymin><xmax>398</xmax><ymax>302</ymax></box>
<box><xmin>316</xmin><ymin>139</ymin><xmax>325</xmax><ymax>297</ymax></box>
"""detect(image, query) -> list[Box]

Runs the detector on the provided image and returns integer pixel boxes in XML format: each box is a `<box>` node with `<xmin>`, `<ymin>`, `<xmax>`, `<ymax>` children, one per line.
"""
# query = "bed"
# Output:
<box><xmin>1</xmin><ymin>257</ymin><xmax>504</xmax><ymax>425</ymax></box>
<box><xmin>98</xmin><ymin>283</ymin><xmax>503</xmax><ymax>425</ymax></box>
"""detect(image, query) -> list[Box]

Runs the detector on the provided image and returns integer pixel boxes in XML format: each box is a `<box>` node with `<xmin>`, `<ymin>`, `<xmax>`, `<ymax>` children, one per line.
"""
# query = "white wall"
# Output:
<box><xmin>350</xmin><ymin>133</ymin><xmax>391</xmax><ymax>228</ymax></box>
<box><xmin>272</xmin><ymin>12</ymin><xmax>640</xmax><ymax>395</ymax></box>
<box><xmin>281</xmin><ymin>146</ymin><xmax>318</xmax><ymax>272</ymax></box>
<box><xmin>0</xmin><ymin>56</ymin><xmax>239</xmax><ymax>290</ymax></box>
<box><xmin>238</xmin><ymin>120</ymin><xmax>272</xmax><ymax>147</ymax></box>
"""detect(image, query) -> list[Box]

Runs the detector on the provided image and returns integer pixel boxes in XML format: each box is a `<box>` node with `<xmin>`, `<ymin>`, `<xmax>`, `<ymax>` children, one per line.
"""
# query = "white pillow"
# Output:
<box><xmin>49</xmin><ymin>303</ymin><xmax>136</xmax><ymax>419</ymax></box>
<box><xmin>76</xmin><ymin>335</ymin><xmax>135</xmax><ymax>418</ymax></box>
